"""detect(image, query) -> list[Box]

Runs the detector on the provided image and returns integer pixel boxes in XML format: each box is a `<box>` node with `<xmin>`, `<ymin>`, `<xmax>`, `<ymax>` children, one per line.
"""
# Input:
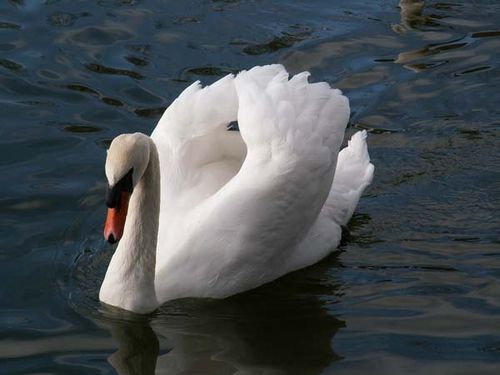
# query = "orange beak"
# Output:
<box><xmin>104</xmin><ymin>192</ymin><xmax>131</xmax><ymax>244</ymax></box>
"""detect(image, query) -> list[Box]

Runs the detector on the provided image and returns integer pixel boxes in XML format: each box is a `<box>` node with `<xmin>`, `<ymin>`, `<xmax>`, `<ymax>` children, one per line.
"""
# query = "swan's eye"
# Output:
<box><xmin>106</xmin><ymin>168</ymin><xmax>134</xmax><ymax>208</ymax></box>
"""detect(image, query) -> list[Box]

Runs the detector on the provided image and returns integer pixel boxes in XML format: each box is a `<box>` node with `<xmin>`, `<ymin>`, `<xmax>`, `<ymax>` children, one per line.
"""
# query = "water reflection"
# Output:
<box><xmin>103</xmin><ymin>276</ymin><xmax>344</xmax><ymax>375</ymax></box>
<box><xmin>107</xmin><ymin>317</ymin><xmax>159</xmax><ymax>375</ymax></box>
<box><xmin>392</xmin><ymin>0</ymin><xmax>437</xmax><ymax>33</ymax></box>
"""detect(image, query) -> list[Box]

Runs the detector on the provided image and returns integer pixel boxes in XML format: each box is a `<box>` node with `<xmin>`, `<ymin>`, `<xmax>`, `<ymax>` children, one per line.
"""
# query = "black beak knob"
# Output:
<box><xmin>107</xmin><ymin>233</ymin><xmax>116</xmax><ymax>244</ymax></box>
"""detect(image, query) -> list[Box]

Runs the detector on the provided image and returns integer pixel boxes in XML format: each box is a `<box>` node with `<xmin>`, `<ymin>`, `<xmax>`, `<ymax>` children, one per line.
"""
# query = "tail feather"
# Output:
<box><xmin>325</xmin><ymin>130</ymin><xmax>374</xmax><ymax>226</ymax></box>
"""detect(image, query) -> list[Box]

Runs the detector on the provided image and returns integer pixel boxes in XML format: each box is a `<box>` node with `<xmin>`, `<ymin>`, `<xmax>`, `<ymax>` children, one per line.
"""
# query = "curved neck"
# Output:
<box><xmin>100</xmin><ymin>139</ymin><xmax>161</xmax><ymax>314</ymax></box>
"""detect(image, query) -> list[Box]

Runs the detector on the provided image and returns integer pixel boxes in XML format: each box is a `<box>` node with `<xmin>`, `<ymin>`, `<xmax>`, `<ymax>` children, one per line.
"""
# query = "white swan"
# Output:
<box><xmin>100</xmin><ymin>65</ymin><xmax>374</xmax><ymax>314</ymax></box>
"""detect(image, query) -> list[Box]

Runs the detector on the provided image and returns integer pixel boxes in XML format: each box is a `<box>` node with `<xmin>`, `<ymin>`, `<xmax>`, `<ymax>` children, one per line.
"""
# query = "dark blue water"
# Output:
<box><xmin>1</xmin><ymin>1</ymin><xmax>499</xmax><ymax>374</ymax></box>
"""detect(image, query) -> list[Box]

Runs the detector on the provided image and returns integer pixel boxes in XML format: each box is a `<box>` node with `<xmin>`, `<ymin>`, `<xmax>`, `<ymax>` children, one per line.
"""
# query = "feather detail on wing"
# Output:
<box><xmin>151</xmin><ymin>74</ymin><xmax>238</xmax><ymax>146</ymax></box>
<box><xmin>150</xmin><ymin>74</ymin><xmax>243</xmax><ymax>209</ymax></box>
<box><xmin>234</xmin><ymin>65</ymin><xmax>350</xmax><ymax>171</ymax></box>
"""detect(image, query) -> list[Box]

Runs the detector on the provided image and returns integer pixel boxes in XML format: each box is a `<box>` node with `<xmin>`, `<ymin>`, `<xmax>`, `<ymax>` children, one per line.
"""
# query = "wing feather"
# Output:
<box><xmin>151</xmin><ymin>74</ymin><xmax>242</xmax><ymax>210</ymax></box>
<box><xmin>170</xmin><ymin>65</ymin><xmax>351</xmax><ymax>291</ymax></box>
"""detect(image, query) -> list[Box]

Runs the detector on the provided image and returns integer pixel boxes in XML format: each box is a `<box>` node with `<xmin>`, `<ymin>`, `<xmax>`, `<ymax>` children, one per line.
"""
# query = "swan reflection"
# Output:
<box><xmin>108</xmin><ymin>318</ymin><xmax>159</xmax><ymax>375</ymax></box>
<box><xmin>104</xmin><ymin>270</ymin><xmax>344</xmax><ymax>375</ymax></box>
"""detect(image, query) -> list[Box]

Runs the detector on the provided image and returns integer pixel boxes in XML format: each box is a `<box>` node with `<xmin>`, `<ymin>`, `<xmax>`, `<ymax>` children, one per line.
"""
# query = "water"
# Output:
<box><xmin>1</xmin><ymin>0</ymin><xmax>499</xmax><ymax>374</ymax></box>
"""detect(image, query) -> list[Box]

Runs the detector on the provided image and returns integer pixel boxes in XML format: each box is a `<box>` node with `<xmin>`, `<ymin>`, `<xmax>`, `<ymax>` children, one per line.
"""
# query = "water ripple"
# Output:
<box><xmin>1</xmin><ymin>0</ymin><xmax>499</xmax><ymax>374</ymax></box>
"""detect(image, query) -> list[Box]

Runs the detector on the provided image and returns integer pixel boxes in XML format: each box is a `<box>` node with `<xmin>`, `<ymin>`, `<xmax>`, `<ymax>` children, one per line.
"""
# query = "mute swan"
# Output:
<box><xmin>100</xmin><ymin>65</ymin><xmax>374</xmax><ymax>314</ymax></box>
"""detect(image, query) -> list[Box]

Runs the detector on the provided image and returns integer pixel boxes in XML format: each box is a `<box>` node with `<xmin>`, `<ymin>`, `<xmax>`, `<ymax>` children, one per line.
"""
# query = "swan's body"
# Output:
<box><xmin>100</xmin><ymin>65</ymin><xmax>374</xmax><ymax>313</ymax></box>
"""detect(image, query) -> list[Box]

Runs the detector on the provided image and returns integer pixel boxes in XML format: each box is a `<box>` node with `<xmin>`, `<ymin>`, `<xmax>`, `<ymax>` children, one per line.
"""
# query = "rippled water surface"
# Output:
<box><xmin>1</xmin><ymin>0</ymin><xmax>499</xmax><ymax>374</ymax></box>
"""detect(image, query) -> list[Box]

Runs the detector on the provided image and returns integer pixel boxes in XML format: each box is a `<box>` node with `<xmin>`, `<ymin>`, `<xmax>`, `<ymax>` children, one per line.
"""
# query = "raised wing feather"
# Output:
<box><xmin>150</xmin><ymin>74</ymin><xmax>244</xmax><ymax>210</ymax></box>
<box><xmin>152</xmin><ymin>74</ymin><xmax>238</xmax><ymax>143</ymax></box>
<box><xmin>232</xmin><ymin>63</ymin><xmax>349</xmax><ymax>244</ymax></box>
<box><xmin>235</xmin><ymin>65</ymin><xmax>349</xmax><ymax>167</ymax></box>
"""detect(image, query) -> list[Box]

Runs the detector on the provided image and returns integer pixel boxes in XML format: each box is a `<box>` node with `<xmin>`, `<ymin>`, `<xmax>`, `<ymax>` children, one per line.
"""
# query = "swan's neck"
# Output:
<box><xmin>100</xmin><ymin>140</ymin><xmax>161</xmax><ymax>314</ymax></box>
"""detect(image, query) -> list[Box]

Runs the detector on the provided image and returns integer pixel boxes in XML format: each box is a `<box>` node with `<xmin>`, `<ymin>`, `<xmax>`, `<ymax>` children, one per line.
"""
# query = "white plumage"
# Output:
<box><xmin>100</xmin><ymin>64</ymin><xmax>374</xmax><ymax>313</ymax></box>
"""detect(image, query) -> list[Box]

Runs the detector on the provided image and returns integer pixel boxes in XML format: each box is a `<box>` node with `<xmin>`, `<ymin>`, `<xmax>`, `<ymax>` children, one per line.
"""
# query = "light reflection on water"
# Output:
<box><xmin>0</xmin><ymin>0</ymin><xmax>499</xmax><ymax>374</ymax></box>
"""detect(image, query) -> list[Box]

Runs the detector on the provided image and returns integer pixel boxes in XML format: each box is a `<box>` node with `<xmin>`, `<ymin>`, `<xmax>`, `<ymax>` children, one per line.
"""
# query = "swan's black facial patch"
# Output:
<box><xmin>106</xmin><ymin>168</ymin><xmax>134</xmax><ymax>208</ymax></box>
<box><xmin>107</xmin><ymin>233</ymin><xmax>116</xmax><ymax>244</ymax></box>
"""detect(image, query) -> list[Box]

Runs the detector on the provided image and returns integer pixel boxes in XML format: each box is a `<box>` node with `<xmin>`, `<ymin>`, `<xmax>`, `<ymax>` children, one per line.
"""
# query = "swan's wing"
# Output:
<box><xmin>229</xmin><ymin>64</ymin><xmax>350</xmax><ymax>233</ymax></box>
<box><xmin>151</xmin><ymin>74</ymin><xmax>238</xmax><ymax>144</ymax></box>
<box><xmin>235</xmin><ymin>65</ymin><xmax>348</xmax><ymax>156</ymax></box>
<box><xmin>150</xmin><ymin>74</ymin><xmax>245</xmax><ymax>209</ymax></box>
<box><xmin>162</xmin><ymin>65</ymin><xmax>350</xmax><ymax>296</ymax></box>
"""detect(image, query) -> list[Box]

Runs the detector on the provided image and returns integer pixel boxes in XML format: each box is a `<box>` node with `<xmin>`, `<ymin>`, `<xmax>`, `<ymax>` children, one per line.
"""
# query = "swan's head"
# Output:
<box><xmin>103</xmin><ymin>133</ymin><xmax>150</xmax><ymax>244</ymax></box>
